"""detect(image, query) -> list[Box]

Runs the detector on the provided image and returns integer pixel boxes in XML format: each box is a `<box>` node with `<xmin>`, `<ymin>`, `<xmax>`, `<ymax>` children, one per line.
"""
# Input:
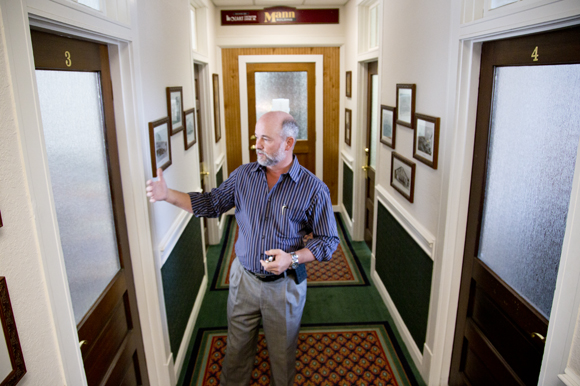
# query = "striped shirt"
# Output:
<box><xmin>189</xmin><ymin>157</ymin><xmax>339</xmax><ymax>275</ymax></box>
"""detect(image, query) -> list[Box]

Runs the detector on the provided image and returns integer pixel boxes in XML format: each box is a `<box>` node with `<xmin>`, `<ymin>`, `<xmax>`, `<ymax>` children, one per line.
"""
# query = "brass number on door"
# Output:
<box><xmin>531</xmin><ymin>46</ymin><xmax>539</xmax><ymax>62</ymax></box>
<box><xmin>65</xmin><ymin>51</ymin><xmax>72</xmax><ymax>67</ymax></box>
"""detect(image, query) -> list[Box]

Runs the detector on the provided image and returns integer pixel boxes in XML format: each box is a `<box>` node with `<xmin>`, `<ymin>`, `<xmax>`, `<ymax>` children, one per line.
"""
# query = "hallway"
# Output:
<box><xmin>176</xmin><ymin>214</ymin><xmax>425</xmax><ymax>385</ymax></box>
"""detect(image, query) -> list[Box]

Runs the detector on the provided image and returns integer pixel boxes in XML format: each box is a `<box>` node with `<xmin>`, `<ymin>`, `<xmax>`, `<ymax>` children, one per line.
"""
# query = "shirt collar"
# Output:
<box><xmin>251</xmin><ymin>156</ymin><xmax>302</xmax><ymax>183</ymax></box>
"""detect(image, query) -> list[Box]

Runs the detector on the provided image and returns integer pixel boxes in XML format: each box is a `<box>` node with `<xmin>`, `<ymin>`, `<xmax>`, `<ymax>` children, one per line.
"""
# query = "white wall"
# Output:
<box><xmin>0</xmin><ymin>9</ymin><xmax>66</xmax><ymax>385</ymax></box>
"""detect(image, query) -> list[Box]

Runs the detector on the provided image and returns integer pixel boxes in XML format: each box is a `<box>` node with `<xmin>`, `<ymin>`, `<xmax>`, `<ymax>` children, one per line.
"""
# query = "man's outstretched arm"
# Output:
<box><xmin>146</xmin><ymin>168</ymin><xmax>193</xmax><ymax>213</ymax></box>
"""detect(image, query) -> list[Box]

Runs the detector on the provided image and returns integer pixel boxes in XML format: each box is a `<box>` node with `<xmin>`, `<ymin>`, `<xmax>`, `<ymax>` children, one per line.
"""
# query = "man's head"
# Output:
<box><xmin>255</xmin><ymin>111</ymin><xmax>298</xmax><ymax>168</ymax></box>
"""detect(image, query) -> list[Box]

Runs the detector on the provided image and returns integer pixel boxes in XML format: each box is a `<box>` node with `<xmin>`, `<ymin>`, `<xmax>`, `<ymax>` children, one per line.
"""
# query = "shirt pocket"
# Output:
<box><xmin>281</xmin><ymin>207</ymin><xmax>308</xmax><ymax>238</ymax></box>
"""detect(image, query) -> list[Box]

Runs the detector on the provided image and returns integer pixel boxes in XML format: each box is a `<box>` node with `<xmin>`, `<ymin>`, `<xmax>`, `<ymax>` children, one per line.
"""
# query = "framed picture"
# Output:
<box><xmin>183</xmin><ymin>108</ymin><xmax>196</xmax><ymax>150</ymax></box>
<box><xmin>0</xmin><ymin>210</ymin><xmax>2</xmax><ymax>228</ymax></box>
<box><xmin>0</xmin><ymin>277</ymin><xmax>26</xmax><ymax>386</ymax></box>
<box><xmin>166</xmin><ymin>87</ymin><xmax>184</xmax><ymax>135</ymax></box>
<box><xmin>391</xmin><ymin>152</ymin><xmax>416</xmax><ymax>203</ymax></box>
<box><xmin>396</xmin><ymin>83</ymin><xmax>416</xmax><ymax>129</ymax></box>
<box><xmin>380</xmin><ymin>105</ymin><xmax>396</xmax><ymax>148</ymax></box>
<box><xmin>413</xmin><ymin>113</ymin><xmax>440</xmax><ymax>169</ymax></box>
<box><xmin>345</xmin><ymin>108</ymin><xmax>352</xmax><ymax>146</ymax></box>
<box><xmin>148</xmin><ymin>117</ymin><xmax>172</xmax><ymax>177</ymax></box>
<box><xmin>345</xmin><ymin>71</ymin><xmax>352</xmax><ymax>98</ymax></box>
<box><xmin>212</xmin><ymin>74</ymin><xmax>222</xmax><ymax>143</ymax></box>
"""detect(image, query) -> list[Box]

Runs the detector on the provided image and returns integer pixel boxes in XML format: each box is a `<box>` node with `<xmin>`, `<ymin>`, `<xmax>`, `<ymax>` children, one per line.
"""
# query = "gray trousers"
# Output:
<box><xmin>220</xmin><ymin>258</ymin><xmax>307</xmax><ymax>386</ymax></box>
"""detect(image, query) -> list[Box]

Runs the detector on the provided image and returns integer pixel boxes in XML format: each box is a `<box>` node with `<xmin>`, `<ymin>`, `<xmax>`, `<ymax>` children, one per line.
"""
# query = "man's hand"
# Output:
<box><xmin>260</xmin><ymin>249</ymin><xmax>292</xmax><ymax>275</ymax></box>
<box><xmin>146</xmin><ymin>168</ymin><xmax>169</xmax><ymax>203</ymax></box>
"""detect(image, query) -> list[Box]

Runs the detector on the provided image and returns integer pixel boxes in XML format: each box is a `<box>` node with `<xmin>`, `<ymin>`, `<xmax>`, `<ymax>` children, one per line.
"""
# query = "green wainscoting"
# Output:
<box><xmin>161</xmin><ymin>217</ymin><xmax>205</xmax><ymax>357</ymax></box>
<box><xmin>342</xmin><ymin>163</ymin><xmax>353</xmax><ymax>220</ymax></box>
<box><xmin>375</xmin><ymin>202</ymin><xmax>432</xmax><ymax>351</ymax></box>
<box><xmin>216</xmin><ymin>166</ymin><xmax>223</xmax><ymax>189</ymax></box>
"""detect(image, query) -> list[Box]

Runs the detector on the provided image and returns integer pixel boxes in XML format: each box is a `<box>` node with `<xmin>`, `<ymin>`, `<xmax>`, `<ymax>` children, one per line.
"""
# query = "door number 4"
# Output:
<box><xmin>531</xmin><ymin>46</ymin><xmax>539</xmax><ymax>62</ymax></box>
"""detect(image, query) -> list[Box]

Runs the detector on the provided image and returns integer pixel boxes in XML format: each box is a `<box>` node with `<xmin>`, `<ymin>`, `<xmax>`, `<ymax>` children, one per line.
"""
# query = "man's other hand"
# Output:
<box><xmin>146</xmin><ymin>168</ymin><xmax>169</xmax><ymax>203</ymax></box>
<box><xmin>260</xmin><ymin>249</ymin><xmax>291</xmax><ymax>275</ymax></box>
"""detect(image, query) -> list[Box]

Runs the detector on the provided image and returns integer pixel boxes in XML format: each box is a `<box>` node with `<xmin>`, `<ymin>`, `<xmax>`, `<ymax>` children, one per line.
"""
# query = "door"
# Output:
<box><xmin>195</xmin><ymin>64</ymin><xmax>210</xmax><ymax>249</ymax></box>
<box><xmin>246</xmin><ymin>62</ymin><xmax>316</xmax><ymax>173</ymax></box>
<box><xmin>31</xmin><ymin>31</ymin><xmax>149</xmax><ymax>386</ymax></box>
<box><xmin>450</xmin><ymin>27</ymin><xmax>580</xmax><ymax>385</ymax></box>
<box><xmin>363</xmin><ymin>61</ymin><xmax>379</xmax><ymax>249</ymax></box>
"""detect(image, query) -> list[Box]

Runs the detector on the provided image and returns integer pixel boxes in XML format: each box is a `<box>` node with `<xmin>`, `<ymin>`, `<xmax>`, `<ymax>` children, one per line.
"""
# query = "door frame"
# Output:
<box><xmin>238</xmin><ymin>55</ymin><xmax>324</xmax><ymax>180</ymax></box>
<box><xmin>433</xmin><ymin>19</ymin><xmax>580</xmax><ymax>386</ymax></box>
<box><xmin>2</xmin><ymin>8</ymin><xmax>172</xmax><ymax>386</ymax></box>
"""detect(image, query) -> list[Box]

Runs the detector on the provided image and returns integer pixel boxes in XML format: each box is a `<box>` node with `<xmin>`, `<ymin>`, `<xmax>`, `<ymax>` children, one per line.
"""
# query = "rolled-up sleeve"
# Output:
<box><xmin>304</xmin><ymin>186</ymin><xmax>339</xmax><ymax>261</ymax></box>
<box><xmin>189</xmin><ymin>168</ymin><xmax>237</xmax><ymax>218</ymax></box>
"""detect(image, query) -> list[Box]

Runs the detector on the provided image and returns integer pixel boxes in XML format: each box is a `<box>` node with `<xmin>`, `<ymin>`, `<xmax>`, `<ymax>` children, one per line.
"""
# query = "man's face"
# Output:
<box><xmin>255</xmin><ymin>119</ymin><xmax>287</xmax><ymax>167</ymax></box>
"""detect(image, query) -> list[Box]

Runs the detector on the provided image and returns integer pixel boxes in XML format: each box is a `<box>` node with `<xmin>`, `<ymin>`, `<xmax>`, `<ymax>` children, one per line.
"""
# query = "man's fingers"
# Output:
<box><xmin>157</xmin><ymin>168</ymin><xmax>164</xmax><ymax>182</ymax></box>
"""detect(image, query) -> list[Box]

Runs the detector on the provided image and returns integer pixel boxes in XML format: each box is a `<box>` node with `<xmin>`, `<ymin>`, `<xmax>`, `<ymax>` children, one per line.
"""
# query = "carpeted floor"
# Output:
<box><xmin>177</xmin><ymin>213</ymin><xmax>425</xmax><ymax>386</ymax></box>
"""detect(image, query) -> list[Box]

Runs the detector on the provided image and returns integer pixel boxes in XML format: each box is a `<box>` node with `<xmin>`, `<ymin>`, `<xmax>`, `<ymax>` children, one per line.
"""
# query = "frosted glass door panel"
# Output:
<box><xmin>36</xmin><ymin>70</ymin><xmax>121</xmax><ymax>324</ymax></box>
<box><xmin>255</xmin><ymin>71</ymin><xmax>308</xmax><ymax>139</ymax></box>
<box><xmin>478</xmin><ymin>64</ymin><xmax>580</xmax><ymax>318</ymax></box>
<box><xmin>370</xmin><ymin>74</ymin><xmax>379</xmax><ymax>169</ymax></box>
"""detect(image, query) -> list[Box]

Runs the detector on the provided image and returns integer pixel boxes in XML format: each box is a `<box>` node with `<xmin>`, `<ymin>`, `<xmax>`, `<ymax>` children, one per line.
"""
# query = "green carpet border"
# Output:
<box><xmin>181</xmin><ymin>321</ymin><xmax>419</xmax><ymax>386</ymax></box>
<box><xmin>209</xmin><ymin>213</ymin><xmax>369</xmax><ymax>291</ymax></box>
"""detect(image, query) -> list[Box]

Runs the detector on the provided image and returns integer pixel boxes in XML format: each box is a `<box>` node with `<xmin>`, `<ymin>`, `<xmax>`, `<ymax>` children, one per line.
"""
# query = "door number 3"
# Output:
<box><xmin>65</xmin><ymin>51</ymin><xmax>72</xmax><ymax>67</ymax></box>
<box><xmin>531</xmin><ymin>46</ymin><xmax>539</xmax><ymax>62</ymax></box>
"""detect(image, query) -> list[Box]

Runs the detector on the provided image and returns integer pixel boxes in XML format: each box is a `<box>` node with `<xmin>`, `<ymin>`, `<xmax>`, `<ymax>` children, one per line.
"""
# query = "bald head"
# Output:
<box><xmin>257</xmin><ymin>111</ymin><xmax>298</xmax><ymax>143</ymax></box>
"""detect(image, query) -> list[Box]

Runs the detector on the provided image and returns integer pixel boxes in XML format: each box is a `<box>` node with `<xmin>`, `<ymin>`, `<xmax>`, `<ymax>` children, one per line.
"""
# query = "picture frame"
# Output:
<box><xmin>148</xmin><ymin>117</ymin><xmax>172</xmax><ymax>177</ymax></box>
<box><xmin>0</xmin><ymin>210</ymin><xmax>3</xmax><ymax>228</ymax></box>
<box><xmin>391</xmin><ymin>152</ymin><xmax>416</xmax><ymax>203</ymax></box>
<box><xmin>380</xmin><ymin>105</ymin><xmax>396</xmax><ymax>148</ymax></box>
<box><xmin>345</xmin><ymin>108</ymin><xmax>352</xmax><ymax>146</ymax></box>
<box><xmin>166</xmin><ymin>87</ymin><xmax>184</xmax><ymax>135</ymax></box>
<box><xmin>212</xmin><ymin>74</ymin><xmax>222</xmax><ymax>143</ymax></box>
<box><xmin>183</xmin><ymin>108</ymin><xmax>197</xmax><ymax>150</ymax></box>
<box><xmin>413</xmin><ymin>113</ymin><xmax>440</xmax><ymax>169</ymax></box>
<box><xmin>0</xmin><ymin>277</ymin><xmax>26</xmax><ymax>386</ymax></box>
<box><xmin>345</xmin><ymin>71</ymin><xmax>352</xmax><ymax>98</ymax></box>
<box><xmin>396</xmin><ymin>83</ymin><xmax>416</xmax><ymax>129</ymax></box>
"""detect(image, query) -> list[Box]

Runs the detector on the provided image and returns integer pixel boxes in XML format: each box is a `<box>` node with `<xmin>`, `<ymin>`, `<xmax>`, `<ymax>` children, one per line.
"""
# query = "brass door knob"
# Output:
<box><xmin>362</xmin><ymin>165</ymin><xmax>369</xmax><ymax>171</ymax></box>
<box><xmin>250</xmin><ymin>145</ymin><xmax>256</xmax><ymax>150</ymax></box>
<box><xmin>530</xmin><ymin>332</ymin><xmax>546</xmax><ymax>342</ymax></box>
<box><xmin>79</xmin><ymin>340</ymin><xmax>88</xmax><ymax>348</ymax></box>
<box><xmin>250</xmin><ymin>135</ymin><xmax>256</xmax><ymax>140</ymax></box>
<box><xmin>200</xmin><ymin>171</ymin><xmax>210</xmax><ymax>176</ymax></box>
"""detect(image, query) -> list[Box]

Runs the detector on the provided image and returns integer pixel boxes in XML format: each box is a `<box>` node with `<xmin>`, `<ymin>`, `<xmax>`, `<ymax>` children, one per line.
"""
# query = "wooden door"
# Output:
<box><xmin>246</xmin><ymin>62</ymin><xmax>316</xmax><ymax>173</ymax></box>
<box><xmin>450</xmin><ymin>26</ymin><xmax>580</xmax><ymax>386</ymax></box>
<box><xmin>195</xmin><ymin>64</ymin><xmax>209</xmax><ymax>249</ymax></box>
<box><xmin>31</xmin><ymin>30</ymin><xmax>149</xmax><ymax>386</ymax></box>
<box><xmin>363</xmin><ymin>61</ymin><xmax>378</xmax><ymax>249</ymax></box>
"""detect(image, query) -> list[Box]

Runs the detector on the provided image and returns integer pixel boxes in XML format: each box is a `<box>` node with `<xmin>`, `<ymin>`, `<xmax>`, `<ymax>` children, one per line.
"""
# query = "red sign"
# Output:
<box><xmin>221</xmin><ymin>7</ymin><xmax>339</xmax><ymax>26</ymax></box>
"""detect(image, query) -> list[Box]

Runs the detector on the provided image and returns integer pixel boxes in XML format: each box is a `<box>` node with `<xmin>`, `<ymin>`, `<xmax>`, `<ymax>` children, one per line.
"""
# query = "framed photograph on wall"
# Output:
<box><xmin>396</xmin><ymin>83</ymin><xmax>416</xmax><ymax>129</ymax></box>
<box><xmin>345</xmin><ymin>108</ymin><xmax>352</xmax><ymax>146</ymax></box>
<box><xmin>0</xmin><ymin>277</ymin><xmax>26</xmax><ymax>386</ymax></box>
<box><xmin>413</xmin><ymin>113</ymin><xmax>440</xmax><ymax>169</ymax></box>
<box><xmin>166</xmin><ymin>87</ymin><xmax>184</xmax><ymax>135</ymax></box>
<box><xmin>346</xmin><ymin>71</ymin><xmax>352</xmax><ymax>98</ymax></box>
<box><xmin>212</xmin><ymin>74</ymin><xmax>222</xmax><ymax>143</ymax></box>
<box><xmin>183</xmin><ymin>108</ymin><xmax>196</xmax><ymax>150</ymax></box>
<box><xmin>391</xmin><ymin>152</ymin><xmax>416</xmax><ymax>203</ymax></box>
<box><xmin>148</xmin><ymin>117</ymin><xmax>172</xmax><ymax>177</ymax></box>
<box><xmin>380</xmin><ymin>105</ymin><xmax>396</xmax><ymax>148</ymax></box>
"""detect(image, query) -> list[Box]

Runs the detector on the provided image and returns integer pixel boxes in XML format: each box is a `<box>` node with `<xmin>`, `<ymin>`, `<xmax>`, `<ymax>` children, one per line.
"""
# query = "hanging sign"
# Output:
<box><xmin>221</xmin><ymin>7</ymin><xmax>339</xmax><ymax>26</ymax></box>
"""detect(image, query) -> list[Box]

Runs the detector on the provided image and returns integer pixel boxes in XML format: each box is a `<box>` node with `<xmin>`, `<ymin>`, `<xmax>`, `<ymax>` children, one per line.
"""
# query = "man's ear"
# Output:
<box><xmin>285</xmin><ymin>136</ymin><xmax>295</xmax><ymax>151</ymax></box>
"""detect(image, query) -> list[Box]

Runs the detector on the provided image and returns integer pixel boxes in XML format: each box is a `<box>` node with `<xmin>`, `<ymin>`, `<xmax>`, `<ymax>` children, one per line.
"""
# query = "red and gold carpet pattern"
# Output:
<box><xmin>189</xmin><ymin>324</ymin><xmax>415</xmax><ymax>386</ymax></box>
<box><xmin>211</xmin><ymin>215</ymin><xmax>368</xmax><ymax>290</ymax></box>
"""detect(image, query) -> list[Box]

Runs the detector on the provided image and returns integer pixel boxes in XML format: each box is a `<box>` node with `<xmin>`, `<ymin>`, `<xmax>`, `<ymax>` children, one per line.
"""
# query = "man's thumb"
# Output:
<box><xmin>157</xmin><ymin>168</ymin><xmax>164</xmax><ymax>181</ymax></box>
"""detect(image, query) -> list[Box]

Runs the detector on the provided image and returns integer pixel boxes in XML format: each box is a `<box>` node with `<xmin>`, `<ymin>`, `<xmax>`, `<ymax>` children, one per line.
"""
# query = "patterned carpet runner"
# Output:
<box><xmin>210</xmin><ymin>214</ymin><xmax>368</xmax><ymax>290</ymax></box>
<box><xmin>184</xmin><ymin>323</ymin><xmax>418</xmax><ymax>386</ymax></box>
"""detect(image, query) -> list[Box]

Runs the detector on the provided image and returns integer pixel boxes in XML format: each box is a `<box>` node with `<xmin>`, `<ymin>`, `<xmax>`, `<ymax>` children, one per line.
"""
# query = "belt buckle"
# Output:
<box><xmin>254</xmin><ymin>273</ymin><xmax>268</xmax><ymax>279</ymax></box>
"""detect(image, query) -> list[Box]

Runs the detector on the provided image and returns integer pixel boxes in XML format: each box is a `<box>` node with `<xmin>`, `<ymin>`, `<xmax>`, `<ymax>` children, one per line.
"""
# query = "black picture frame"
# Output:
<box><xmin>166</xmin><ymin>86</ymin><xmax>184</xmax><ymax>135</ymax></box>
<box><xmin>212</xmin><ymin>74</ymin><xmax>222</xmax><ymax>143</ymax></box>
<box><xmin>391</xmin><ymin>152</ymin><xmax>416</xmax><ymax>203</ymax></box>
<box><xmin>345</xmin><ymin>108</ymin><xmax>352</xmax><ymax>146</ymax></box>
<box><xmin>0</xmin><ymin>277</ymin><xmax>26</xmax><ymax>386</ymax></box>
<box><xmin>396</xmin><ymin>83</ymin><xmax>416</xmax><ymax>129</ymax></box>
<box><xmin>148</xmin><ymin>117</ymin><xmax>172</xmax><ymax>177</ymax></box>
<box><xmin>413</xmin><ymin>113</ymin><xmax>440</xmax><ymax>169</ymax></box>
<box><xmin>346</xmin><ymin>71</ymin><xmax>352</xmax><ymax>98</ymax></box>
<box><xmin>380</xmin><ymin>105</ymin><xmax>396</xmax><ymax>149</ymax></box>
<box><xmin>183</xmin><ymin>108</ymin><xmax>197</xmax><ymax>150</ymax></box>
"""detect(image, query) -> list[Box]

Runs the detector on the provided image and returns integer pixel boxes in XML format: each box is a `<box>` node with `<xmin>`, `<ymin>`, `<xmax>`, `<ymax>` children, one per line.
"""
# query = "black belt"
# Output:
<box><xmin>245</xmin><ymin>268</ymin><xmax>286</xmax><ymax>282</ymax></box>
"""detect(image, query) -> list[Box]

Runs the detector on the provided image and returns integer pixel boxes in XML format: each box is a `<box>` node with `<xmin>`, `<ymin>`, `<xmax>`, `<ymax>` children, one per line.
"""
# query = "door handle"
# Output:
<box><xmin>200</xmin><ymin>171</ymin><xmax>209</xmax><ymax>176</ymax></box>
<box><xmin>79</xmin><ymin>340</ymin><xmax>88</xmax><ymax>349</ymax></box>
<box><xmin>530</xmin><ymin>332</ymin><xmax>545</xmax><ymax>343</ymax></box>
<box><xmin>250</xmin><ymin>135</ymin><xmax>256</xmax><ymax>140</ymax></box>
<box><xmin>250</xmin><ymin>145</ymin><xmax>256</xmax><ymax>150</ymax></box>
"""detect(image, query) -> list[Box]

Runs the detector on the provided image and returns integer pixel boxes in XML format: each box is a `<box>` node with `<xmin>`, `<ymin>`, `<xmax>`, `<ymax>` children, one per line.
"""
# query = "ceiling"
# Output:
<box><xmin>211</xmin><ymin>0</ymin><xmax>347</xmax><ymax>8</ymax></box>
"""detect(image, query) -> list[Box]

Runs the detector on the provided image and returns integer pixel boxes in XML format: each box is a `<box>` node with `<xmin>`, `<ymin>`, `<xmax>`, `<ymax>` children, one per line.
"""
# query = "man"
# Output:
<box><xmin>146</xmin><ymin>111</ymin><xmax>339</xmax><ymax>385</ymax></box>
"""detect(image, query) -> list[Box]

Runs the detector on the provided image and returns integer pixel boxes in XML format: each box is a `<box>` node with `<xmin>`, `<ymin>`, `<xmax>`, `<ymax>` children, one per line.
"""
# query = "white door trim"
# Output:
<box><xmin>238</xmin><ymin>55</ymin><xmax>324</xmax><ymax>180</ymax></box>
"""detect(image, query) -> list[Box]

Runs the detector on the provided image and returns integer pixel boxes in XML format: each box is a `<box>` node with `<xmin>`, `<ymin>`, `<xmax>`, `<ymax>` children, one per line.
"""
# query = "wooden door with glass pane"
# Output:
<box><xmin>450</xmin><ymin>26</ymin><xmax>580</xmax><ymax>386</ymax></box>
<box><xmin>31</xmin><ymin>30</ymin><xmax>149</xmax><ymax>386</ymax></box>
<box><xmin>247</xmin><ymin>62</ymin><xmax>316</xmax><ymax>173</ymax></box>
<box><xmin>363</xmin><ymin>61</ymin><xmax>378</xmax><ymax>249</ymax></box>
